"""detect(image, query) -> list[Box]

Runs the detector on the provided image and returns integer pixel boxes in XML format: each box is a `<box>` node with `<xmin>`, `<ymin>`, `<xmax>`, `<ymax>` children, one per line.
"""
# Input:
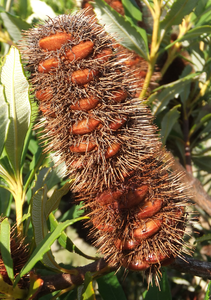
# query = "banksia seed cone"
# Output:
<box><xmin>20</xmin><ymin>10</ymin><xmax>191</xmax><ymax>284</ymax></box>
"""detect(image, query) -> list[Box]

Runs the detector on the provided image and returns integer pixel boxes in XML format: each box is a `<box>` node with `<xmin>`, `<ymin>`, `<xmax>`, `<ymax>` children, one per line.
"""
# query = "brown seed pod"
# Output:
<box><xmin>118</xmin><ymin>185</ymin><xmax>149</xmax><ymax>209</ymax></box>
<box><xmin>38</xmin><ymin>57</ymin><xmax>59</xmax><ymax>73</ymax></box>
<box><xmin>137</xmin><ymin>198</ymin><xmax>163</xmax><ymax>219</ymax></box>
<box><xmin>20</xmin><ymin>9</ymin><xmax>192</xmax><ymax>286</ymax></box>
<box><xmin>70</xmin><ymin>141</ymin><xmax>97</xmax><ymax>153</ymax></box>
<box><xmin>105</xmin><ymin>142</ymin><xmax>121</xmax><ymax>158</ymax></box>
<box><xmin>71</xmin><ymin>118</ymin><xmax>101</xmax><ymax>135</ymax></box>
<box><xmin>133</xmin><ymin>219</ymin><xmax>162</xmax><ymax>241</ymax></box>
<box><xmin>39</xmin><ymin>32</ymin><xmax>72</xmax><ymax>50</ymax></box>
<box><xmin>71</xmin><ymin>69</ymin><xmax>99</xmax><ymax>85</ymax></box>
<box><xmin>70</xmin><ymin>97</ymin><xmax>99</xmax><ymax>111</ymax></box>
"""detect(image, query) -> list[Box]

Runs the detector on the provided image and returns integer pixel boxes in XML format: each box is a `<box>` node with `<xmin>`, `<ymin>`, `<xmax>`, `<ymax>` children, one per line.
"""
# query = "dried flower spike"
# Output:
<box><xmin>0</xmin><ymin>218</ymin><xmax>29</xmax><ymax>290</ymax></box>
<box><xmin>20</xmin><ymin>9</ymin><xmax>192</xmax><ymax>285</ymax></box>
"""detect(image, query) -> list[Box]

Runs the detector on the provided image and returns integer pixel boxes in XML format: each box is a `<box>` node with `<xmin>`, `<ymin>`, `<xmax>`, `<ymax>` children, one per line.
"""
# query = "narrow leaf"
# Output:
<box><xmin>204</xmin><ymin>280</ymin><xmax>211</xmax><ymax>300</ymax></box>
<box><xmin>0</xmin><ymin>218</ymin><xmax>14</xmax><ymax>282</ymax></box>
<box><xmin>49</xmin><ymin>213</ymin><xmax>95</xmax><ymax>261</ymax></box>
<box><xmin>160</xmin><ymin>0</ymin><xmax>198</xmax><ymax>30</ymax></box>
<box><xmin>190</xmin><ymin>114</ymin><xmax>211</xmax><ymax>137</ymax></box>
<box><xmin>153</xmin><ymin>73</ymin><xmax>198</xmax><ymax>115</ymax></box>
<box><xmin>194</xmin><ymin>0</ymin><xmax>211</xmax><ymax>26</ymax></box>
<box><xmin>81</xmin><ymin>272</ymin><xmax>96</xmax><ymax>300</ymax></box>
<box><xmin>179</xmin><ymin>66</ymin><xmax>192</xmax><ymax>106</ymax></box>
<box><xmin>163</xmin><ymin>26</ymin><xmax>211</xmax><ymax>52</ymax></box>
<box><xmin>31</xmin><ymin>185</ymin><xmax>84</xmax><ymax>272</ymax></box>
<box><xmin>45</xmin><ymin>181</ymin><xmax>73</xmax><ymax>218</ymax></box>
<box><xmin>97</xmin><ymin>272</ymin><xmax>127</xmax><ymax>300</ymax></box>
<box><xmin>160</xmin><ymin>105</ymin><xmax>181</xmax><ymax>144</ymax></box>
<box><xmin>31</xmin><ymin>186</ymin><xmax>48</xmax><ymax>244</ymax></box>
<box><xmin>58</xmin><ymin>202</ymin><xmax>84</xmax><ymax>222</ymax></box>
<box><xmin>0</xmin><ymin>186</ymin><xmax>12</xmax><ymax>216</ymax></box>
<box><xmin>31</xmin><ymin>186</ymin><xmax>60</xmax><ymax>271</ymax></box>
<box><xmin>122</xmin><ymin>0</ymin><xmax>142</xmax><ymax>24</ymax></box>
<box><xmin>195</xmin><ymin>233</ymin><xmax>211</xmax><ymax>243</ymax></box>
<box><xmin>14</xmin><ymin>217</ymin><xmax>86</xmax><ymax>286</ymax></box>
<box><xmin>45</xmin><ymin>181</ymin><xmax>72</xmax><ymax>218</ymax></box>
<box><xmin>0</xmin><ymin>12</ymin><xmax>30</xmax><ymax>43</ymax></box>
<box><xmin>192</xmin><ymin>156</ymin><xmax>211</xmax><ymax>173</ymax></box>
<box><xmin>0</xmin><ymin>274</ymin><xmax>27</xmax><ymax>299</ymax></box>
<box><xmin>0</xmin><ymin>85</ymin><xmax>9</xmax><ymax>157</ymax></box>
<box><xmin>93</xmin><ymin>0</ymin><xmax>149</xmax><ymax>61</ymax></box>
<box><xmin>144</xmin><ymin>269</ymin><xmax>171</xmax><ymax>300</ymax></box>
<box><xmin>0</xmin><ymin>164</ymin><xmax>16</xmax><ymax>190</ymax></box>
<box><xmin>1</xmin><ymin>46</ymin><xmax>31</xmax><ymax>176</ymax></box>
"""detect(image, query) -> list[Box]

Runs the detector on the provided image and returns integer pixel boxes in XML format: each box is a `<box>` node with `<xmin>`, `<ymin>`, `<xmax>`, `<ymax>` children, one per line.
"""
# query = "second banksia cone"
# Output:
<box><xmin>21</xmin><ymin>9</ymin><xmax>192</xmax><ymax>285</ymax></box>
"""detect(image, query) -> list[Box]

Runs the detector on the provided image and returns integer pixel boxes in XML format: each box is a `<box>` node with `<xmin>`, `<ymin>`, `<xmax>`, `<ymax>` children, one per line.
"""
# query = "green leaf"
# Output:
<box><xmin>31</xmin><ymin>167</ymin><xmax>49</xmax><ymax>195</ymax></box>
<box><xmin>58</xmin><ymin>202</ymin><xmax>84</xmax><ymax>222</ymax></box>
<box><xmin>204</xmin><ymin>280</ymin><xmax>211</xmax><ymax>300</ymax></box>
<box><xmin>122</xmin><ymin>0</ymin><xmax>142</xmax><ymax>25</ymax></box>
<box><xmin>28</xmin><ymin>0</ymin><xmax>56</xmax><ymax>21</ymax></box>
<box><xmin>14</xmin><ymin>217</ymin><xmax>85</xmax><ymax>286</ymax></box>
<box><xmin>0</xmin><ymin>164</ymin><xmax>16</xmax><ymax>191</ymax></box>
<box><xmin>97</xmin><ymin>272</ymin><xmax>127</xmax><ymax>300</ymax></box>
<box><xmin>20</xmin><ymin>123</ymin><xmax>33</xmax><ymax>171</ymax></box>
<box><xmin>0</xmin><ymin>12</ymin><xmax>30</xmax><ymax>43</ymax></box>
<box><xmin>31</xmin><ymin>183</ymin><xmax>78</xmax><ymax>272</ymax></box>
<box><xmin>190</xmin><ymin>118</ymin><xmax>211</xmax><ymax>149</ymax></box>
<box><xmin>192</xmin><ymin>156</ymin><xmax>211</xmax><ymax>173</ymax></box>
<box><xmin>81</xmin><ymin>272</ymin><xmax>96</xmax><ymax>300</ymax></box>
<box><xmin>194</xmin><ymin>0</ymin><xmax>211</xmax><ymax>26</ymax></box>
<box><xmin>31</xmin><ymin>186</ymin><xmax>48</xmax><ymax>244</ymax></box>
<box><xmin>0</xmin><ymin>85</ymin><xmax>9</xmax><ymax>157</ymax></box>
<box><xmin>45</xmin><ymin>181</ymin><xmax>73</xmax><ymax>218</ymax></box>
<box><xmin>0</xmin><ymin>218</ymin><xmax>14</xmax><ymax>283</ymax></box>
<box><xmin>195</xmin><ymin>233</ymin><xmax>211</xmax><ymax>243</ymax></box>
<box><xmin>93</xmin><ymin>0</ymin><xmax>149</xmax><ymax>61</ymax></box>
<box><xmin>160</xmin><ymin>104</ymin><xmax>181</xmax><ymax>144</ymax></box>
<box><xmin>1</xmin><ymin>46</ymin><xmax>31</xmax><ymax>176</ymax></box>
<box><xmin>31</xmin><ymin>185</ymin><xmax>61</xmax><ymax>271</ymax></box>
<box><xmin>0</xmin><ymin>186</ymin><xmax>12</xmax><ymax>216</ymax></box>
<box><xmin>153</xmin><ymin>73</ymin><xmax>198</xmax><ymax>115</ymax></box>
<box><xmin>163</xmin><ymin>26</ymin><xmax>211</xmax><ymax>52</ymax></box>
<box><xmin>179</xmin><ymin>66</ymin><xmax>192</xmax><ymax>106</ymax></box>
<box><xmin>160</xmin><ymin>0</ymin><xmax>199</xmax><ymax>31</ymax></box>
<box><xmin>190</xmin><ymin>114</ymin><xmax>211</xmax><ymax>137</ymax></box>
<box><xmin>144</xmin><ymin>269</ymin><xmax>171</xmax><ymax>300</ymax></box>
<box><xmin>49</xmin><ymin>212</ymin><xmax>95</xmax><ymax>261</ymax></box>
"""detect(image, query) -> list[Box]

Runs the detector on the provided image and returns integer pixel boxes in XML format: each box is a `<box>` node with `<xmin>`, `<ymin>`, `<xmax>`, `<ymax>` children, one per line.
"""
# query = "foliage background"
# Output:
<box><xmin>0</xmin><ymin>0</ymin><xmax>211</xmax><ymax>299</ymax></box>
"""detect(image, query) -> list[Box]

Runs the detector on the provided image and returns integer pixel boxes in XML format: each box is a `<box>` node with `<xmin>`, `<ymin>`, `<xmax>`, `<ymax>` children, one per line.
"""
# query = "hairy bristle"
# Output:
<box><xmin>20</xmin><ymin>9</ymin><xmax>192</xmax><ymax>285</ymax></box>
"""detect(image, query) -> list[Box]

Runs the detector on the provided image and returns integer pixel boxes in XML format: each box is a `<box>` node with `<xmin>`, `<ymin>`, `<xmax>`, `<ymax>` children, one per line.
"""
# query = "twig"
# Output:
<box><xmin>171</xmin><ymin>256</ymin><xmax>211</xmax><ymax>279</ymax></box>
<box><xmin>37</xmin><ymin>259</ymin><xmax>115</xmax><ymax>298</ymax></box>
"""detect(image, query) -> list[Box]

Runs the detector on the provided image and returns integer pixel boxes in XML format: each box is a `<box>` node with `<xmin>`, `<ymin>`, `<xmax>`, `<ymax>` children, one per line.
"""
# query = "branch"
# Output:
<box><xmin>171</xmin><ymin>256</ymin><xmax>211</xmax><ymax>279</ymax></box>
<box><xmin>37</xmin><ymin>259</ymin><xmax>116</xmax><ymax>298</ymax></box>
<box><xmin>36</xmin><ymin>255</ymin><xmax>211</xmax><ymax>298</ymax></box>
<box><xmin>167</xmin><ymin>152</ymin><xmax>211</xmax><ymax>216</ymax></box>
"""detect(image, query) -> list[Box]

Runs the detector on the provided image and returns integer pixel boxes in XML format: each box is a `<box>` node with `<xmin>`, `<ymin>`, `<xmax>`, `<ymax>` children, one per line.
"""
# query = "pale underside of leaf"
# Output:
<box><xmin>1</xmin><ymin>46</ymin><xmax>31</xmax><ymax>175</ymax></box>
<box><xmin>0</xmin><ymin>85</ymin><xmax>10</xmax><ymax>157</ymax></box>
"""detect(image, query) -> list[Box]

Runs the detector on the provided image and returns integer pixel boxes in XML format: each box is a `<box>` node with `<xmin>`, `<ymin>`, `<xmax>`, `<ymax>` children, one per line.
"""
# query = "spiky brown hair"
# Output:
<box><xmin>20</xmin><ymin>9</ymin><xmax>192</xmax><ymax>285</ymax></box>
